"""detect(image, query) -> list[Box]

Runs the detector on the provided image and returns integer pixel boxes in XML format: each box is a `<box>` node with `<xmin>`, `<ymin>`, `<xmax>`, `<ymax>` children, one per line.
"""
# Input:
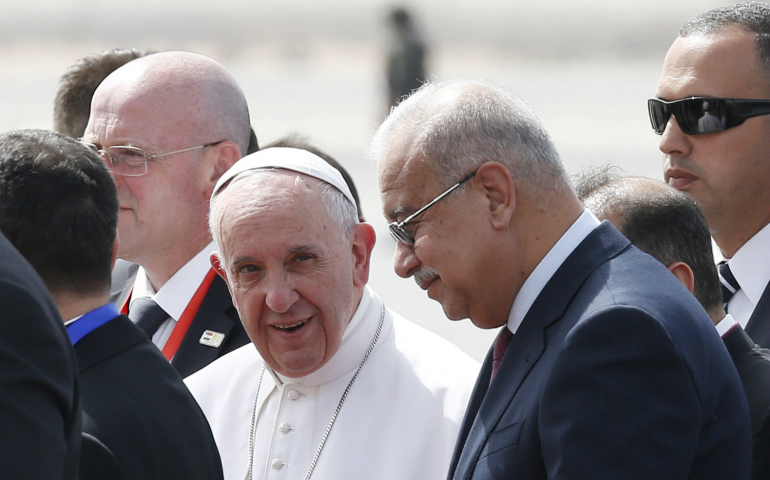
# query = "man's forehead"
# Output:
<box><xmin>657</xmin><ymin>29</ymin><xmax>766</xmax><ymax>97</ymax></box>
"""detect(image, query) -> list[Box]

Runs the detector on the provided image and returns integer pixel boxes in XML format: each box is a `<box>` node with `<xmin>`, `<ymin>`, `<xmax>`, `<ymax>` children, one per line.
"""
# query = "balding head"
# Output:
<box><xmin>95</xmin><ymin>51</ymin><xmax>251</xmax><ymax>154</ymax></box>
<box><xmin>83</xmin><ymin>51</ymin><xmax>252</xmax><ymax>288</ymax></box>
<box><xmin>374</xmin><ymin>80</ymin><xmax>584</xmax><ymax>329</ymax></box>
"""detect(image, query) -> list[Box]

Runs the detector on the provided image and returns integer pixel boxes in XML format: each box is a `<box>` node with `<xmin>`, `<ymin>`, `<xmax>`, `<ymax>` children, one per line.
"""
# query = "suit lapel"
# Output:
<box><xmin>74</xmin><ymin>315</ymin><xmax>147</xmax><ymax>372</ymax></box>
<box><xmin>109</xmin><ymin>260</ymin><xmax>139</xmax><ymax>307</ymax></box>
<box><xmin>170</xmin><ymin>275</ymin><xmax>240</xmax><ymax>378</ymax></box>
<box><xmin>745</xmin><ymin>280</ymin><xmax>770</xmax><ymax>348</ymax></box>
<box><xmin>451</xmin><ymin>223</ymin><xmax>631</xmax><ymax>480</ymax></box>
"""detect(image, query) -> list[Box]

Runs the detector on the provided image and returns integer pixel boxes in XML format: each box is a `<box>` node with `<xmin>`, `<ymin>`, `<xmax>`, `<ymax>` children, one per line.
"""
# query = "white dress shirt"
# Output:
<box><xmin>719</xmin><ymin>222</ymin><xmax>770</xmax><ymax>328</ymax></box>
<box><xmin>506</xmin><ymin>210</ymin><xmax>601</xmax><ymax>334</ymax></box>
<box><xmin>186</xmin><ymin>286</ymin><xmax>480</xmax><ymax>480</ymax></box>
<box><xmin>715</xmin><ymin>314</ymin><xmax>738</xmax><ymax>338</ymax></box>
<box><xmin>130</xmin><ymin>241</ymin><xmax>216</xmax><ymax>349</ymax></box>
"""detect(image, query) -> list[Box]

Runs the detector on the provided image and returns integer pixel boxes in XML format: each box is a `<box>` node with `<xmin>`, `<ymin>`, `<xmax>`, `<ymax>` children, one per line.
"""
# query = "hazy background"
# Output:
<box><xmin>0</xmin><ymin>0</ymin><xmax>735</xmax><ymax>360</ymax></box>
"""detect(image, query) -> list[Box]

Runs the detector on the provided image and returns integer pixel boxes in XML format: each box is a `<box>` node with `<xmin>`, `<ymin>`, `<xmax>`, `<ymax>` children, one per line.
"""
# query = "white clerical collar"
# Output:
<box><xmin>720</xmin><ymin>221</ymin><xmax>770</xmax><ymax>308</ymax></box>
<box><xmin>131</xmin><ymin>241</ymin><xmax>216</xmax><ymax>321</ymax></box>
<box><xmin>506</xmin><ymin>210</ymin><xmax>601</xmax><ymax>334</ymax></box>
<box><xmin>270</xmin><ymin>285</ymin><xmax>383</xmax><ymax>388</ymax></box>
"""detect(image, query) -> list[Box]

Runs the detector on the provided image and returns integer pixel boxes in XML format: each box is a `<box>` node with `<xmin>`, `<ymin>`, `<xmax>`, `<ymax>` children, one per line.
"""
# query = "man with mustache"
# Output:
<box><xmin>372</xmin><ymin>79</ymin><xmax>752</xmax><ymax>479</ymax></box>
<box><xmin>652</xmin><ymin>1</ymin><xmax>770</xmax><ymax>347</ymax></box>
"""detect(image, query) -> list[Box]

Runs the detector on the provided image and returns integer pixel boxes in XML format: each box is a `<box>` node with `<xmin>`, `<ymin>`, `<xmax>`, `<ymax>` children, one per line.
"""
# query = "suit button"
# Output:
<box><xmin>279</xmin><ymin>422</ymin><xmax>291</xmax><ymax>433</ymax></box>
<box><xmin>287</xmin><ymin>389</ymin><xmax>300</xmax><ymax>400</ymax></box>
<box><xmin>271</xmin><ymin>459</ymin><xmax>285</xmax><ymax>470</ymax></box>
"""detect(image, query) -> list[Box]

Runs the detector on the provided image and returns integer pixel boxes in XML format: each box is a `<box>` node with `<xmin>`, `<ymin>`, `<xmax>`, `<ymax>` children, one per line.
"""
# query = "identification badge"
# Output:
<box><xmin>199</xmin><ymin>330</ymin><xmax>225</xmax><ymax>348</ymax></box>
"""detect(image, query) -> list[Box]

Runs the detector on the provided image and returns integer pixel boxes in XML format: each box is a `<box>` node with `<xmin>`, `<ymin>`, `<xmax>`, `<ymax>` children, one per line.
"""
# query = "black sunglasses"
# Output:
<box><xmin>648</xmin><ymin>97</ymin><xmax>770</xmax><ymax>135</ymax></box>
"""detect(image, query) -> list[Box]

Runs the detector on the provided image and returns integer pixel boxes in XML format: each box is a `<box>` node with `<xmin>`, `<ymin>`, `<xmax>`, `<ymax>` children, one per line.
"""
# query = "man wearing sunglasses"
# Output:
<box><xmin>82</xmin><ymin>51</ymin><xmax>252</xmax><ymax>377</ymax></box>
<box><xmin>652</xmin><ymin>2</ymin><xmax>770</xmax><ymax>348</ymax></box>
<box><xmin>373</xmin><ymin>79</ymin><xmax>751</xmax><ymax>479</ymax></box>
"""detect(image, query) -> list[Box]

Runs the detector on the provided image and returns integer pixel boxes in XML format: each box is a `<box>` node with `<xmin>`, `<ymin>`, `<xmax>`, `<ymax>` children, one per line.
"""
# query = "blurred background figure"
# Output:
<box><xmin>53</xmin><ymin>48</ymin><xmax>149</xmax><ymax>139</ymax></box>
<box><xmin>385</xmin><ymin>6</ymin><xmax>427</xmax><ymax>109</ymax></box>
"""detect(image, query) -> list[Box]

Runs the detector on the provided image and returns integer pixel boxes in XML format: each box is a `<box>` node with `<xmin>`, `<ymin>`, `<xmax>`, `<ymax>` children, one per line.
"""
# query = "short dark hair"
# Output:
<box><xmin>680</xmin><ymin>2</ymin><xmax>770</xmax><ymax>77</ymax></box>
<box><xmin>54</xmin><ymin>48</ymin><xmax>148</xmax><ymax>139</ymax></box>
<box><xmin>0</xmin><ymin>129</ymin><xmax>118</xmax><ymax>296</ymax></box>
<box><xmin>247</xmin><ymin>127</ymin><xmax>260</xmax><ymax>154</ymax></box>
<box><xmin>576</xmin><ymin>166</ymin><xmax>723</xmax><ymax>314</ymax></box>
<box><xmin>263</xmin><ymin>134</ymin><xmax>364</xmax><ymax>220</ymax></box>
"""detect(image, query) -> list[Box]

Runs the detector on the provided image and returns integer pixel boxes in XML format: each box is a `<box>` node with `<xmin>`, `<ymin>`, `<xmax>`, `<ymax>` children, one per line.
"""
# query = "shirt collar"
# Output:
<box><xmin>131</xmin><ymin>241</ymin><xmax>216</xmax><ymax>320</ymax></box>
<box><xmin>506</xmin><ymin>210</ymin><xmax>601</xmax><ymax>334</ymax></box>
<box><xmin>721</xmin><ymin>221</ymin><xmax>770</xmax><ymax>308</ymax></box>
<box><xmin>715</xmin><ymin>314</ymin><xmax>738</xmax><ymax>338</ymax></box>
<box><xmin>269</xmin><ymin>285</ymin><xmax>384</xmax><ymax>388</ymax></box>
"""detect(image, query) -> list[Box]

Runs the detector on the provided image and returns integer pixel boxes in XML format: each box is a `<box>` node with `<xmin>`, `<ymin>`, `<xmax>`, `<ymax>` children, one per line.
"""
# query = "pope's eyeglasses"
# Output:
<box><xmin>388</xmin><ymin>170</ymin><xmax>477</xmax><ymax>245</ymax></box>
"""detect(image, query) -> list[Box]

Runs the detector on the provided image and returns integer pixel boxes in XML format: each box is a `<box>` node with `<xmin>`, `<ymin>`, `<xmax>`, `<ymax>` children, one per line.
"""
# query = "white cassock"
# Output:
<box><xmin>186</xmin><ymin>286</ymin><xmax>480</xmax><ymax>480</ymax></box>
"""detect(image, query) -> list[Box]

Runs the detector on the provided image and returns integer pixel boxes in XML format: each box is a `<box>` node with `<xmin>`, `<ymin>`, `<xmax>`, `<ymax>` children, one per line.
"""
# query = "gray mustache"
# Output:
<box><xmin>414</xmin><ymin>266</ymin><xmax>439</xmax><ymax>287</ymax></box>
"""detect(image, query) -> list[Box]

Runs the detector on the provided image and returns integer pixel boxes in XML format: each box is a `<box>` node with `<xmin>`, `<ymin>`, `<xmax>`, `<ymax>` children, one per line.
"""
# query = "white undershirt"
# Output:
<box><xmin>506</xmin><ymin>210</ymin><xmax>601</xmax><ymax>335</ymax></box>
<box><xmin>130</xmin><ymin>241</ymin><xmax>216</xmax><ymax>349</ymax></box>
<box><xmin>718</xmin><ymin>222</ymin><xmax>770</xmax><ymax>329</ymax></box>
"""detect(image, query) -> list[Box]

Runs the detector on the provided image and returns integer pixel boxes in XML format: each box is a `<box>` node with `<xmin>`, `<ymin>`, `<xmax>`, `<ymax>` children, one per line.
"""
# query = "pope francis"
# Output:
<box><xmin>185</xmin><ymin>147</ymin><xmax>480</xmax><ymax>480</ymax></box>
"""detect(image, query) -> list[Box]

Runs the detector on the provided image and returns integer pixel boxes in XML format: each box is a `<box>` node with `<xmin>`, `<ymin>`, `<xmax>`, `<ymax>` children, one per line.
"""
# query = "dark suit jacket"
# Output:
<box><xmin>110</xmin><ymin>259</ymin><xmax>250</xmax><ymax>378</ymax></box>
<box><xmin>745</xmin><ymin>280</ymin><xmax>770</xmax><ymax>349</ymax></box>
<box><xmin>448</xmin><ymin>222</ymin><xmax>752</xmax><ymax>480</ymax></box>
<box><xmin>77</xmin><ymin>313</ymin><xmax>224</xmax><ymax>480</ymax></box>
<box><xmin>723</xmin><ymin>325</ymin><xmax>770</xmax><ymax>480</ymax></box>
<box><xmin>0</xmin><ymin>232</ymin><xmax>81</xmax><ymax>479</ymax></box>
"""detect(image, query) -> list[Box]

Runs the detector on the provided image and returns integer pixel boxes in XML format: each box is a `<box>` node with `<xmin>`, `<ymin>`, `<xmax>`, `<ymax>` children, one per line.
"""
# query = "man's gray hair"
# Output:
<box><xmin>370</xmin><ymin>79</ymin><xmax>570</xmax><ymax>194</ymax></box>
<box><xmin>209</xmin><ymin>169</ymin><xmax>358</xmax><ymax>252</ymax></box>
<box><xmin>680</xmin><ymin>2</ymin><xmax>770</xmax><ymax>78</ymax></box>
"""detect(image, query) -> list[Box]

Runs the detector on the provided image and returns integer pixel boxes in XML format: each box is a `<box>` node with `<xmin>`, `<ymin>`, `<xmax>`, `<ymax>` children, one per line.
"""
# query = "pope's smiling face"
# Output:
<box><xmin>211</xmin><ymin>171</ymin><xmax>369</xmax><ymax>378</ymax></box>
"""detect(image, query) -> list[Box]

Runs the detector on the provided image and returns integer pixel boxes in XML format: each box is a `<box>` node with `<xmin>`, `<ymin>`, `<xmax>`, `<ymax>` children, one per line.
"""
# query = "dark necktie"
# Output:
<box><xmin>491</xmin><ymin>327</ymin><xmax>514</xmax><ymax>382</ymax></box>
<box><xmin>128</xmin><ymin>297</ymin><xmax>169</xmax><ymax>338</ymax></box>
<box><xmin>718</xmin><ymin>262</ymin><xmax>741</xmax><ymax>309</ymax></box>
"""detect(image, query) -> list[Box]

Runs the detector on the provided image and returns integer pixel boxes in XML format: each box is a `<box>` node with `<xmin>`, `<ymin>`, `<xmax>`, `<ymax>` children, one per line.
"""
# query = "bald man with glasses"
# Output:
<box><xmin>82</xmin><ymin>51</ymin><xmax>252</xmax><ymax>377</ymax></box>
<box><xmin>652</xmin><ymin>2</ymin><xmax>770</xmax><ymax>348</ymax></box>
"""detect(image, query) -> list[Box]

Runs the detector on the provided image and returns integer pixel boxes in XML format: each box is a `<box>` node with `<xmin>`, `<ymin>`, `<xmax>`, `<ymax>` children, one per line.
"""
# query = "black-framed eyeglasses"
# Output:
<box><xmin>648</xmin><ymin>97</ymin><xmax>770</xmax><ymax>135</ymax></box>
<box><xmin>79</xmin><ymin>140</ymin><xmax>224</xmax><ymax>177</ymax></box>
<box><xmin>389</xmin><ymin>170</ymin><xmax>477</xmax><ymax>245</ymax></box>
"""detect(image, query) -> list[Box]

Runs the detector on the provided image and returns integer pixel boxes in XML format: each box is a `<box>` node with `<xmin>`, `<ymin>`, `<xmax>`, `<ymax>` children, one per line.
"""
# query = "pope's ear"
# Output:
<box><xmin>474</xmin><ymin>161</ymin><xmax>515</xmax><ymax>230</ymax></box>
<box><xmin>351</xmin><ymin>223</ymin><xmax>376</xmax><ymax>288</ymax></box>
<box><xmin>210</xmin><ymin>252</ymin><xmax>227</xmax><ymax>281</ymax></box>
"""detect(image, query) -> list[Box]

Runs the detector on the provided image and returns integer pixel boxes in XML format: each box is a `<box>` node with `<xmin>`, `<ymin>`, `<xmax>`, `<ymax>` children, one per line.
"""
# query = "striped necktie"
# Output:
<box><xmin>718</xmin><ymin>262</ymin><xmax>741</xmax><ymax>310</ymax></box>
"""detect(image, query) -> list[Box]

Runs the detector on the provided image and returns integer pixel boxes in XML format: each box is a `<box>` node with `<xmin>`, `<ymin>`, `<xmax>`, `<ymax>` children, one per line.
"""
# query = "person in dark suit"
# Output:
<box><xmin>372</xmin><ymin>80</ymin><xmax>752</xmax><ymax>479</ymax></box>
<box><xmin>0</xmin><ymin>129</ymin><xmax>224</xmax><ymax>479</ymax></box>
<box><xmin>82</xmin><ymin>51</ymin><xmax>253</xmax><ymax>377</ymax></box>
<box><xmin>0</xmin><ymin>233</ymin><xmax>81</xmax><ymax>479</ymax></box>
<box><xmin>577</xmin><ymin>167</ymin><xmax>770</xmax><ymax>479</ymax></box>
<box><xmin>653</xmin><ymin>2</ymin><xmax>770</xmax><ymax>347</ymax></box>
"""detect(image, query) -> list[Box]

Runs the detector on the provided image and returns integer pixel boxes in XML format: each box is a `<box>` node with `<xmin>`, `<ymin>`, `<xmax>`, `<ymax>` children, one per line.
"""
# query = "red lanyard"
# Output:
<box><xmin>121</xmin><ymin>268</ymin><xmax>217</xmax><ymax>359</ymax></box>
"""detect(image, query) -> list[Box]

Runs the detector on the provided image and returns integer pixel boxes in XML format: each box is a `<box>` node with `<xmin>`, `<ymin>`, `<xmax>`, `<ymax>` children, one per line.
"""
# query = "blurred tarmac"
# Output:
<box><xmin>0</xmin><ymin>0</ymin><xmax>735</xmax><ymax>359</ymax></box>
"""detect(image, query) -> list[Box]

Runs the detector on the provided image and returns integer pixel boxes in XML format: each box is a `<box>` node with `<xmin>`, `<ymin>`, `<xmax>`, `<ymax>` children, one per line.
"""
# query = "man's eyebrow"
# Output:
<box><xmin>388</xmin><ymin>204</ymin><xmax>410</xmax><ymax>220</ymax></box>
<box><xmin>230</xmin><ymin>256</ymin><xmax>255</xmax><ymax>268</ymax></box>
<box><xmin>289</xmin><ymin>245</ymin><xmax>316</xmax><ymax>254</ymax></box>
